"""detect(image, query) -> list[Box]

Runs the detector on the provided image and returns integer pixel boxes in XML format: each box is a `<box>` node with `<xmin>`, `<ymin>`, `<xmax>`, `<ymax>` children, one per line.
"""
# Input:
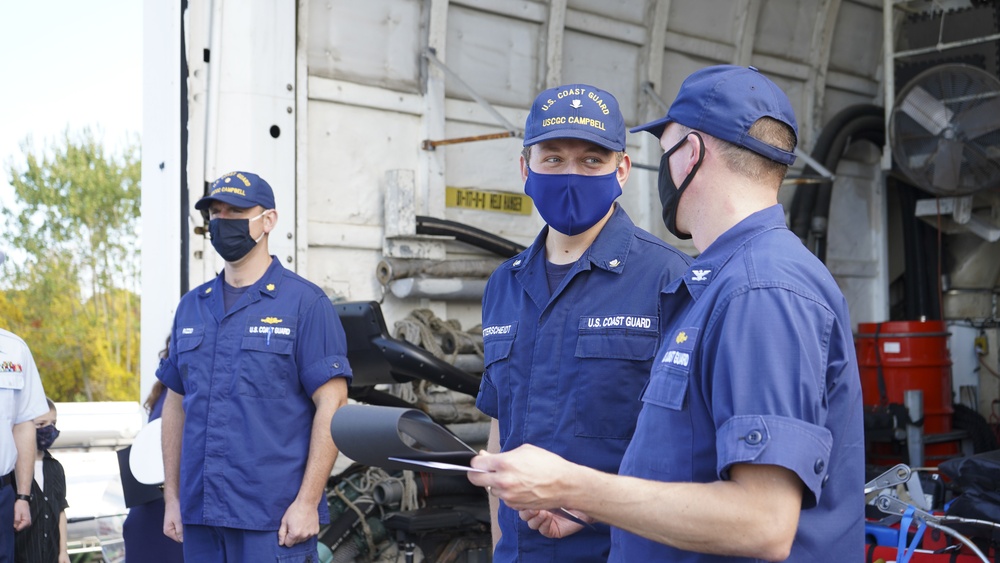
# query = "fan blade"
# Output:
<box><xmin>932</xmin><ymin>137</ymin><xmax>963</xmax><ymax>190</ymax></box>
<box><xmin>900</xmin><ymin>86</ymin><xmax>953</xmax><ymax>135</ymax></box>
<box><xmin>951</xmin><ymin>95</ymin><xmax>1000</xmax><ymax>140</ymax></box>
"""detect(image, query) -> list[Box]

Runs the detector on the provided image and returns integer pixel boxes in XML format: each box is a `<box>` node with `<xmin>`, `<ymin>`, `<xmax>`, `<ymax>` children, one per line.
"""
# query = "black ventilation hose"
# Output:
<box><xmin>810</xmin><ymin>114</ymin><xmax>885</xmax><ymax>261</ymax></box>
<box><xmin>416</xmin><ymin>216</ymin><xmax>527</xmax><ymax>258</ymax></box>
<box><xmin>790</xmin><ymin>104</ymin><xmax>884</xmax><ymax>243</ymax></box>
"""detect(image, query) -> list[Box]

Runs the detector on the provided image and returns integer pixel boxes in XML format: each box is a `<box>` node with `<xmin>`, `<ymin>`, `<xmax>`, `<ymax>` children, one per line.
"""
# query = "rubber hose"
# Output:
<box><xmin>790</xmin><ymin>104</ymin><xmax>883</xmax><ymax>240</ymax></box>
<box><xmin>416</xmin><ymin>216</ymin><xmax>526</xmax><ymax>258</ymax></box>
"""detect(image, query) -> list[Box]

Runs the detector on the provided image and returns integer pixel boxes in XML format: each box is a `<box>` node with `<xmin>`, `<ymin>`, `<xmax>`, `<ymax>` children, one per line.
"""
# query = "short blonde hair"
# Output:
<box><xmin>680</xmin><ymin>117</ymin><xmax>795</xmax><ymax>186</ymax></box>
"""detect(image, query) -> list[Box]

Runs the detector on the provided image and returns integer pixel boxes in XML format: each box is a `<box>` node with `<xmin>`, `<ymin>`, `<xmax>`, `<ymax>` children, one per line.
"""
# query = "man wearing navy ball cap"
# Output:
<box><xmin>474</xmin><ymin>84</ymin><xmax>690</xmax><ymax>562</ymax></box>
<box><xmin>158</xmin><ymin>171</ymin><xmax>352</xmax><ymax>561</ymax></box>
<box><xmin>468</xmin><ymin>66</ymin><xmax>864</xmax><ymax>562</ymax></box>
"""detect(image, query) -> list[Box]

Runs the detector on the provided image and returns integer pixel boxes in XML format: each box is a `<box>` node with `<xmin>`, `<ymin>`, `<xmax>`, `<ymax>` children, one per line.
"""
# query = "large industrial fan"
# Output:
<box><xmin>890</xmin><ymin>64</ymin><xmax>1000</xmax><ymax>196</ymax></box>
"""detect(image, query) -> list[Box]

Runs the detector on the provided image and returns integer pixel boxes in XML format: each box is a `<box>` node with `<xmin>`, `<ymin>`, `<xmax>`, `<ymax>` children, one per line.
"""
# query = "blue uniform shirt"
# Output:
<box><xmin>611</xmin><ymin>205</ymin><xmax>865</xmax><ymax>562</ymax></box>
<box><xmin>477</xmin><ymin>205</ymin><xmax>691</xmax><ymax>562</ymax></box>
<box><xmin>157</xmin><ymin>256</ymin><xmax>352</xmax><ymax>531</ymax></box>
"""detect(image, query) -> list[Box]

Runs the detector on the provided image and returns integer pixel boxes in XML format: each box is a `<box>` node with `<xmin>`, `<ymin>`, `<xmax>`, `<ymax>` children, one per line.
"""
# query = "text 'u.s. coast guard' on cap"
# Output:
<box><xmin>523</xmin><ymin>84</ymin><xmax>626</xmax><ymax>152</ymax></box>
<box><xmin>195</xmin><ymin>171</ymin><xmax>276</xmax><ymax>211</ymax></box>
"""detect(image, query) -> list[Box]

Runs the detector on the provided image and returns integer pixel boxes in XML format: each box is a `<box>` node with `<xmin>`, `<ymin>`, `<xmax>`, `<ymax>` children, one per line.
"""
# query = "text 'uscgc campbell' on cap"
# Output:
<box><xmin>524</xmin><ymin>84</ymin><xmax>626</xmax><ymax>152</ymax></box>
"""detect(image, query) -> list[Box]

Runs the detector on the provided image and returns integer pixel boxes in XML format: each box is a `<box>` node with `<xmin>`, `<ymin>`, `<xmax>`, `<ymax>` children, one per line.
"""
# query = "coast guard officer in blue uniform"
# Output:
<box><xmin>475</xmin><ymin>84</ymin><xmax>690</xmax><ymax>562</ymax></box>
<box><xmin>469</xmin><ymin>66</ymin><xmax>865</xmax><ymax>562</ymax></box>
<box><xmin>158</xmin><ymin>171</ymin><xmax>352</xmax><ymax>562</ymax></box>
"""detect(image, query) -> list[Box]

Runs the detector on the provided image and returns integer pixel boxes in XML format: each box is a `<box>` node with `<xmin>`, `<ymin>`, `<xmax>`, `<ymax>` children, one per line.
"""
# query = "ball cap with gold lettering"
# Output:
<box><xmin>631</xmin><ymin>65</ymin><xmax>798</xmax><ymax>165</ymax></box>
<box><xmin>523</xmin><ymin>84</ymin><xmax>626</xmax><ymax>151</ymax></box>
<box><xmin>195</xmin><ymin>171</ymin><xmax>276</xmax><ymax>210</ymax></box>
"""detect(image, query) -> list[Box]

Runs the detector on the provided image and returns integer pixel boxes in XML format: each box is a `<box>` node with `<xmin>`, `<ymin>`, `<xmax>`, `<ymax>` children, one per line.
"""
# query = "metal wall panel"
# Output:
<box><xmin>755</xmin><ymin>0</ymin><xmax>824</xmax><ymax>65</ymax></box>
<box><xmin>444</xmin><ymin>4</ymin><xmax>543</xmax><ymax>107</ymax></box>
<box><xmin>569</xmin><ymin>0</ymin><xmax>648</xmax><ymax>25</ymax></box>
<box><xmin>307</xmin><ymin>0</ymin><xmax>423</xmax><ymax>91</ymax></box>
<box><xmin>562</xmin><ymin>31</ymin><xmax>643</xmax><ymax>124</ymax></box>
<box><xmin>828</xmin><ymin>2</ymin><xmax>883</xmax><ymax>87</ymax></box>
<box><xmin>669</xmin><ymin>0</ymin><xmax>748</xmax><ymax>47</ymax></box>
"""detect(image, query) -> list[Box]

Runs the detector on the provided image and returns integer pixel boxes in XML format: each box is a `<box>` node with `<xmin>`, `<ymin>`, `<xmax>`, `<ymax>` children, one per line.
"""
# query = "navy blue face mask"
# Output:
<box><xmin>36</xmin><ymin>425</ymin><xmax>59</xmax><ymax>451</ymax></box>
<box><xmin>524</xmin><ymin>169</ymin><xmax>622</xmax><ymax>236</ymax></box>
<box><xmin>208</xmin><ymin>211</ymin><xmax>267</xmax><ymax>262</ymax></box>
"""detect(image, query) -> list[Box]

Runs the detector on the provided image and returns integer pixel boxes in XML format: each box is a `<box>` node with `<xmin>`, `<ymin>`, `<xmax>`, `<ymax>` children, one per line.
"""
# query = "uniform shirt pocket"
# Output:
<box><xmin>174</xmin><ymin>326</ymin><xmax>205</xmax><ymax>391</ymax></box>
<box><xmin>481</xmin><ymin>322</ymin><xmax>517</xmax><ymax>443</ymax></box>
<box><xmin>642</xmin><ymin>326</ymin><xmax>699</xmax><ymax>411</ymax></box>
<box><xmin>237</xmin><ymin>337</ymin><xmax>293</xmax><ymax>399</ymax></box>
<box><xmin>0</xmin><ymin>371</ymin><xmax>25</xmax><ymax>423</ymax></box>
<box><xmin>574</xmin><ymin>326</ymin><xmax>658</xmax><ymax>440</ymax></box>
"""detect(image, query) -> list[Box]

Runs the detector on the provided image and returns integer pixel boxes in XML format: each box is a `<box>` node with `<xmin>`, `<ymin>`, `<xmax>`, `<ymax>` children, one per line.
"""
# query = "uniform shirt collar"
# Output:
<box><xmin>200</xmin><ymin>256</ymin><xmax>285</xmax><ymax>302</ymax></box>
<box><xmin>665</xmin><ymin>204</ymin><xmax>787</xmax><ymax>300</ymax></box>
<box><xmin>509</xmin><ymin>204</ymin><xmax>634</xmax><ymax>275</ymax></box>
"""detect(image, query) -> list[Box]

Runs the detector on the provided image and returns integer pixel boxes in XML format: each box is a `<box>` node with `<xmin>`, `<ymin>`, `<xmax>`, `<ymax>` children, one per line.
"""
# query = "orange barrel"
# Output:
<box><xmin>855</xmin><ymin>320</ymin><xmax>956</xmax><ymax>465</ymax></box>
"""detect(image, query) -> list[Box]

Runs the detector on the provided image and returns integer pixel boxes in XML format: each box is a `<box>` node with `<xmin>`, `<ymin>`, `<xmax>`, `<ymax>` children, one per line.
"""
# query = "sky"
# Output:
<box><xmin>0</xmin><ymin>0</ymin><xmax>142</xmax><ymax>217</ymax></box>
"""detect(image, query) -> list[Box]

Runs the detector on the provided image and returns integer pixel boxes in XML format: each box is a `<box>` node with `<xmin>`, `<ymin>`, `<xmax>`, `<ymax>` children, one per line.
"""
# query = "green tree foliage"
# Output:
<box><xmin>1</xmin><ymin>129</ymin><xmax>140</xmax><ymax>401</ymax></box>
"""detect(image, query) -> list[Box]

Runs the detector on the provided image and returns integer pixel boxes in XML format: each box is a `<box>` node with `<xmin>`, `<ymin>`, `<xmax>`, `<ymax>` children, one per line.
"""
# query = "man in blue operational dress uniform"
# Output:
<box><xmin>1</xmin><ymin>322</ymin><xmax>50</xmax><ymax>563</ymax></box>
<box><xmin>469</xmin><ymin>66</ymin><xmax>865</xmax><ymax>562</ymax></box>
<box><xmin>475</xmin><ymin>84</ymin><xmax>690</xmax><ymax>562</ymax></box>
<box><xmin>158</xmin><ymin>171</ymin><xmax>352</xmax><ymax>562</ymax></box>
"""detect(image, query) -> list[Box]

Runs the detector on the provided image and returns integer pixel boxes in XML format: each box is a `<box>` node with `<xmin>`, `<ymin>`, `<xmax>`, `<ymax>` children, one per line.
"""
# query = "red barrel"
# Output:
<box><xmin>856</xmin><ymin>320</ymin><xmax>956</xmax><ymax>464</ymax></box>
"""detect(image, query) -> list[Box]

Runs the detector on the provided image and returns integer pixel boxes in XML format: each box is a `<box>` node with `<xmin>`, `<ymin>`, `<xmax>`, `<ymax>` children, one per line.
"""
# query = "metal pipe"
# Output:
<box><xmin>894</xmin><ymin>32</ymin><xmax>1000</xmax><ymax>59</ymax></box>
<box><xmin>422</xmin><ymin>131</ymin><xmax>517</xmax><ymax>150</ymax></box>
<box><xmin>376</xmin><ymin>258</ymin><xmax>504</xmax><ymax>285</ymax></box>
<box><xmin>905</xmin><ymin>389</ymin><xmax>924</xmax><ymax>468</ymax></box>
<box><xmin>387</xmin><ymin>277</ymin><xmax>486</xmax><ymax>300</ymax></box>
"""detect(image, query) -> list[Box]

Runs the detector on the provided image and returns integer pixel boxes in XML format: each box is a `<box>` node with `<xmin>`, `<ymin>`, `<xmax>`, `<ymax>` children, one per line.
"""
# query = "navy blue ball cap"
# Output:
<box><xmin>631</xmin><ymin>65</ymin><xmax>798</xmax><ymax>165</ymax></box>
<box><xmin>195</xmin><ymin>171</ymin><xmax>276</xmax><ymax>211</ymax></box>
<box><xmin>523</xmin><ymin>84</ymin><xmax>626</xmax><ymax>151</ymax></box>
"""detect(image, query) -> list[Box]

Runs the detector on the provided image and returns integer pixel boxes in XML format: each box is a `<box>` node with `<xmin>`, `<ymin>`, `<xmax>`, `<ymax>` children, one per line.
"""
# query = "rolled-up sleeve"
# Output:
<box><xmin>706</xmin><ymin>287</ymin><xmax>838</xmax><ymax>507</ymax></box>
<box><xmin>297</xmin><ymin>295</ymin><xmax>353</xmax><ymax>397</ymax></box>
<box><xmin>716</xmin><ymin>414</ymin><xmax>832</xmax><ymax>507</ymax></box>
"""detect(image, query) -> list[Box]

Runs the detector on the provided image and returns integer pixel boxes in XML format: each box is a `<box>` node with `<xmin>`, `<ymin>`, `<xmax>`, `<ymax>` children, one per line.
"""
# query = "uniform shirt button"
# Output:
<box><xmin>814</xmin><ymin>459</ymin><xmax>825</xmax><ymax>474</ymax></box>
<box><xmin>513</xmin><ymin>260</ymin><xmax>522</xmax><ymax>267</ymax></box>
<box><xmin>745</xmin><ymin>430</ymin><xmax>763</xmax><ymax>445</ymax></box>
<box><xmin>822</xmin><ymin>474</ymin><xmax>830</xmax><ymax>488</ymax></box>
<box><xmin>333</xmin><ymin>362</ymin><xmax>340</xmax><ymax>369</ymax></box>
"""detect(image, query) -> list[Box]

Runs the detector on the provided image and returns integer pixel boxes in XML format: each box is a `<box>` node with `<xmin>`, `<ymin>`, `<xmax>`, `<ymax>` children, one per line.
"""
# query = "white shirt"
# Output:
<box><xmin>0</xmin><ymin>328</ymin><xmax>49</xmax><ymax>475</ymax></box>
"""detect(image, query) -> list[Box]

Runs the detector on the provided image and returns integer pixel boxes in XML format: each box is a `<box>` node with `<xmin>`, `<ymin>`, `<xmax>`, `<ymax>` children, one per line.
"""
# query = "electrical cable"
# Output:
<box><xmin>924</xmin><ymin>520</ymin><xmax>990</xmax><ymax>562</ymax></box>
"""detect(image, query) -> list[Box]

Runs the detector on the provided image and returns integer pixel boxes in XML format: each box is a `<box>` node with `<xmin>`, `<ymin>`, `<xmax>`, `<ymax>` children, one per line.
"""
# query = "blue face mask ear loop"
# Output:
<box><xmin>896</xmin><ymin>504</ymin><xmax>927</xmax><ymax>563</ymax></box>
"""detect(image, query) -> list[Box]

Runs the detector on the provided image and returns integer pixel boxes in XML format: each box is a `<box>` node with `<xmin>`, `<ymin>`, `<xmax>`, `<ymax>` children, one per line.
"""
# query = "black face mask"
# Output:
<box><xmin>657</xmin><ymin>132</ymin><xmax>705</xmax><ymax>240</ymax></box>
<box><xmin>36</xmin><ymin>425</ymin><xmax>59</xmax><ymax>451</ymax></box>
<box><xmin>208</xmin><ymin>211</ymin><xmax>266</xmax><ymax>262</ymax></box>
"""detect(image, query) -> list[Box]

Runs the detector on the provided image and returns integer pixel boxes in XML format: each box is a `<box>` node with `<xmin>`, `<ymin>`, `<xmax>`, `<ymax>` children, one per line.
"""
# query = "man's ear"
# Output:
<box><xmin>519</xmin><ymin>155</ymin><xmax>530</xmax><ymax>184</ymax></box>
<box><xmin>617</xmin><ymin>153</ymin><xmax>632</xmax><ymax>187</ymax></box>
<box><xmin>680</xmin><ymin>133</ymin><xmax>703</xmax><ymax>176</ymax></box>
<box><xmin>264</xmin><ymin>209</ymin><xmax>279</xmax><ymax>233</ymax></box>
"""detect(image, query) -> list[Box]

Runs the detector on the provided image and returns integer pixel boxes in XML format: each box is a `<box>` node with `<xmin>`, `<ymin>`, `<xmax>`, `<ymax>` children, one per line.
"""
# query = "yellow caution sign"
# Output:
<box><xmin>446</xmin><ymin>187</ymin><xmax>532</xmax><ymax>216</ymax></box>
